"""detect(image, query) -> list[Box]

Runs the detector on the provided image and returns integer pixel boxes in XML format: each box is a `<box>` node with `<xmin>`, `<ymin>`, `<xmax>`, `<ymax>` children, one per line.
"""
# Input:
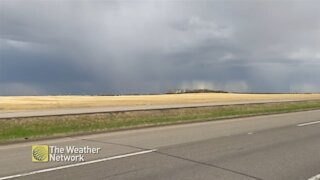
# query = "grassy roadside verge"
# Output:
<box><xmin>1</xmin><ymin>100</ymin><xmax>320</xmax><ymax>144</ymax></box>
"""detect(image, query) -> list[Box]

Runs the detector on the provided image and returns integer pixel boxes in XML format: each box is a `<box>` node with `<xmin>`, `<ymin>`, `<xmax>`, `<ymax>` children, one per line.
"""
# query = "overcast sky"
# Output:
<box><xmin>0</xmin><ymin>0</ymin><xmax>319</xmax><ymax>95</ymax></box>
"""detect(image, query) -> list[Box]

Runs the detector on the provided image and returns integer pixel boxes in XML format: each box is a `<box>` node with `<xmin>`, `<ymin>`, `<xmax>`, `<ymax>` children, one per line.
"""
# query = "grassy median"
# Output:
<box><xmin>1</xmin><ymin>100</ymin><xmax>320</xmax><ymax>143</ymax></box>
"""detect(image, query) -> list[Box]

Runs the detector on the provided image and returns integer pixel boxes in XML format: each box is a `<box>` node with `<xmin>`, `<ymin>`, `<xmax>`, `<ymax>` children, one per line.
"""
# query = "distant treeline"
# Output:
<box><xmin>96</xmin><ymin>89</ymin><xmax>317</xmax><ymax>96</ymax></box>
<box><xmin>96</xmin><ymin>89</ymin><xmax>228</xmax><ymax>96</ymax></box>
<box><xmin>165</xmin><ymin>89</ymin><xmax>228</xmax><ymax>94</ymax></box>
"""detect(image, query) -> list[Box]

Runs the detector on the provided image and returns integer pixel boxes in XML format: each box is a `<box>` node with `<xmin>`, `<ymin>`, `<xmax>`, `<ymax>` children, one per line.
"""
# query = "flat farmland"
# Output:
<box><xmin>1</xmin><ymin>93</ymin><xmax>320</xmax><ymax>112</ymax></box>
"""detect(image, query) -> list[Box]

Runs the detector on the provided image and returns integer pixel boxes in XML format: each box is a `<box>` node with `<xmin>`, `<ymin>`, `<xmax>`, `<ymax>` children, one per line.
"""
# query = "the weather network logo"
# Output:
<box><xmin>31</xmin><ymin>144</ymin><xmax>101</xmax><ymax>163</ymax></box>
<box><xmin>32</xmin><ymin>145</ymin><xmax>49</xmax><ymax>162</ymax></box>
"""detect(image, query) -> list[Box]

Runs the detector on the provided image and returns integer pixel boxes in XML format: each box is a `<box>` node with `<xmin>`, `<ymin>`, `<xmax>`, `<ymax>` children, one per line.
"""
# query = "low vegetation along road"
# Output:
<box><xmin>1</xmin><ymin>110</ymin><xmax>320</xmax><ymax>180</ymax></box>
<box><xmin>1</xmin><ymin>100</ymin><xmax>320</xmax><ymax>143</ymax></box>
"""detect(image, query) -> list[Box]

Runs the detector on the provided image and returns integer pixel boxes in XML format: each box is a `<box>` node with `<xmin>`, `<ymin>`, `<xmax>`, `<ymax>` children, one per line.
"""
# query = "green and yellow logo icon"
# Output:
<box><xmin>32</xmin><ymin>145</ymin><xmax>49</xmax><ymax>162</ymax></box>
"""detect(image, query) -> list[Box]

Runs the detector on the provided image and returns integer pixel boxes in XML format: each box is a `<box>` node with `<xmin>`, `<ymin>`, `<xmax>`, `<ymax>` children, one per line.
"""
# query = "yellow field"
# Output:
<box><xmin>1</xmin><ymin>93</ymin><xmax>320</xmax><ymax>112</ymax></box>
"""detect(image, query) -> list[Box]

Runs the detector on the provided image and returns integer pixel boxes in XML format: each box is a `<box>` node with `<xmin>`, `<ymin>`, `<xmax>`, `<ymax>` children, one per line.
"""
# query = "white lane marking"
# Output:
<box><xmin>297</xmin><ymin>120</ymin><xmax>320</xmax><ymax>127</ymax></box>
<box><xmin>247</xmin><ymin>132</ymin><xmax>254</xmax><ymax>135</ymax></box>
<box><xmin>0</xmin><ymin>149</ymin><xmax>157</xmax><ymax>180</ymax></box>
<box><xmin>308</xmin><ymin>174</ymin><xmax>320</xmax><ymax>180</ymax></box>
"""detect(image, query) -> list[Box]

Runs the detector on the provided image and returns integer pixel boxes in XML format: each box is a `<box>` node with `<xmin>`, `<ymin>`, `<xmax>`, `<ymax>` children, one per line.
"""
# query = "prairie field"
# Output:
<box><xmin>1</xmin><ymin>93</ymin><xmax>320</xmax><ymax>112</ymax></box>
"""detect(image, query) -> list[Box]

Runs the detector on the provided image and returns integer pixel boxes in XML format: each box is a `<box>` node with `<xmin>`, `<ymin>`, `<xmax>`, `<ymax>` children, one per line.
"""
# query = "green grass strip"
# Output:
<box><xmin>1</xmin><ymin>100</ymin><xmax>320</xmax><ymax>143</ymax></box>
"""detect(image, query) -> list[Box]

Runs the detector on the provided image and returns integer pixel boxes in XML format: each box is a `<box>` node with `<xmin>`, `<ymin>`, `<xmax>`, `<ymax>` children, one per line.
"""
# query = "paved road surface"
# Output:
<box><xmin>0</xmin><ymin>110</ymin><xmax>320</xmax><ymax>180</ymax></box>
<box><xmin>0</xmin><ymin>99</ymin><xmax>312</xmax><ymax>119</ymax></box>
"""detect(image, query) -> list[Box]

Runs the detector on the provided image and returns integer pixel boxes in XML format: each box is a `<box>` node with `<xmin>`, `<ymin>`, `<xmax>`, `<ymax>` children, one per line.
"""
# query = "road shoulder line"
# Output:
<box><xmin>297</xmin><ymin>120</ymin><xmax>320</xmax><ymax>127</ymax></box>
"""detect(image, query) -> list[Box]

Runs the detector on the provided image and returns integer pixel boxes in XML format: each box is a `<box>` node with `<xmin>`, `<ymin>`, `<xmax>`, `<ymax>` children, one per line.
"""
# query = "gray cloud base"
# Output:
<box><xmin>0</xmin><ymin>0</ymin><xmax>319</xmax><ymax>95</ymax></box>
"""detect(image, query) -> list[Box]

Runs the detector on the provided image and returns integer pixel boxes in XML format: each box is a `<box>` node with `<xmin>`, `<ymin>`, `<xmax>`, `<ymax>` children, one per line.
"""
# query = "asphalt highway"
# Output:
<box><xmin>0</xmin><ymin>110</ymin><xmax>320</xmax><ymax>180</ymax></box>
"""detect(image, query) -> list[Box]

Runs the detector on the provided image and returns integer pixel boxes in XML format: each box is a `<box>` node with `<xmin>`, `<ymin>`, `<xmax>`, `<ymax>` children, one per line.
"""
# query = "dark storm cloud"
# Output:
<box><xmin>0</xmin><ymin>0</ymin><xmax>319</xmax><ymax>95</ymax></box>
